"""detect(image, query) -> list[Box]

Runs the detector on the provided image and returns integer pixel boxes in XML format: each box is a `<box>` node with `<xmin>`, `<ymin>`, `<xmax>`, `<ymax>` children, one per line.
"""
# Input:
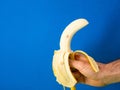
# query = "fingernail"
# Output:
<box><xmin>74</xmin><ymin>53</ymin><xmax>81</xmax><ymax>60</ymax></box>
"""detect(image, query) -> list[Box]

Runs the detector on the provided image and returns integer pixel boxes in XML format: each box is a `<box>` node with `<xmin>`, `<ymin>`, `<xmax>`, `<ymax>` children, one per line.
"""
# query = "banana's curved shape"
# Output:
<box><xmin>52</xmin><ymin>19</ymin><xmax>99</xmax><ymax>90</ymax></box>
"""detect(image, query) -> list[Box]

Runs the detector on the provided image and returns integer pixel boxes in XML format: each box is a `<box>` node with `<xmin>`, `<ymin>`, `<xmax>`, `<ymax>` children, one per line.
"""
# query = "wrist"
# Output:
<box><xmin>101</xmin><ymin>61</ymin><xmax>120</xmax><ymax>85</ymax></box>
<box><xmin>100</xmin><ymin>63</ymin><xmax>112</xmax><ymax>85</ymax></box>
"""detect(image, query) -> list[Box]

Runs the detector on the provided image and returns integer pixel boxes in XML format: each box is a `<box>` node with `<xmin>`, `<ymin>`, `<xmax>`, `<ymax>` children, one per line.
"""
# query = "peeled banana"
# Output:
<box><xmin>52</xmin><ymin>19</ymin><xmax>99</xmax><ymax>90</ymax></box>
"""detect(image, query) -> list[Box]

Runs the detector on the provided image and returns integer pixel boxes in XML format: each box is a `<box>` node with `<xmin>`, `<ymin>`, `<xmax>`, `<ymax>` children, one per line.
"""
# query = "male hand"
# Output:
<box><xmin>69</xmin><ymin>52</ymin><xmax>107</xmax><ymax>87</ymax></box>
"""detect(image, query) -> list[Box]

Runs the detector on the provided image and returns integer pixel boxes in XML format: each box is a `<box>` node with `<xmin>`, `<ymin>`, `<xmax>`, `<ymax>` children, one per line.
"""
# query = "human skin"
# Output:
<box><xmin>69</xmin><ymin>52</ymin><xmax>120</xmax><ymax>87</ymax></box>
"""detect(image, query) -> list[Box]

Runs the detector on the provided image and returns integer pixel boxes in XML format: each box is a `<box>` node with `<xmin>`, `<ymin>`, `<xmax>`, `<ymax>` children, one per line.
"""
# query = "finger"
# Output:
<box><xmin>74</xmin><ymin>52</ymin><xmax>89</xmax><ymax>63</ymax></box>
<box><xmin>69</xmin><ymin>59</ymin><xmax>87</xmax><ymax>70</ymax></box>
<box><xmin>72</xmin><ymin>71</ymin><xmax>85</xmax><ymax>83</ymax></box>
<box><xmin>69</xmin><ymin>59</ymin><xmax>96</xmax><ymax>78</ymax></box>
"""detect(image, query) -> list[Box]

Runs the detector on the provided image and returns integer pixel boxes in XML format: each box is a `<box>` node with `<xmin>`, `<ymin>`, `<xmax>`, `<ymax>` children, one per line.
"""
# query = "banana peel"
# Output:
<box><xmin>52</xmin><ymin>19</ymin><xmax>99</xmax><ymax>90</ymax></box>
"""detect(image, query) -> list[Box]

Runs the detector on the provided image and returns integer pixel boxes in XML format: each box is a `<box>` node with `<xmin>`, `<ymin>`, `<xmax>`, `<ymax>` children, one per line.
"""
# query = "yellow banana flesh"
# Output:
<box><xmin>52</xmin><ymin>19</ymin><xmax>99</xmax><ymax>90</ymax></box>
<box><xmin>70</xmin><ymin>86</ymin><xmax>76</xmax><ymax>90</ymax></box>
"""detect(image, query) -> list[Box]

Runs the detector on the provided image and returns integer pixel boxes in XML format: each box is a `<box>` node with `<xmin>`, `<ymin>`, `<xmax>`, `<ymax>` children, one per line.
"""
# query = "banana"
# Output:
<box><xmin>52</xmin><ymin>19</ymin><xmax>99</xmax><ymax>90</ymax></box>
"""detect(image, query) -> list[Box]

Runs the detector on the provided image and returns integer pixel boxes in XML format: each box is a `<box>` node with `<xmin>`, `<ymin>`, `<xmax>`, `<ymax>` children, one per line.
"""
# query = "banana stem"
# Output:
<box><xmin>60</xmin><ymin>19</ymin><xmax>89</xmax><ymax>52</ymax></box>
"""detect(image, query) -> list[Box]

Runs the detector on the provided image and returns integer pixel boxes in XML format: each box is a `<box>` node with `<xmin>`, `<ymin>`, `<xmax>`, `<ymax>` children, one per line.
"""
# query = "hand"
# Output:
<box><xmin>69</xmin><ymin>52</ymin><xmax>107</xmax><ymax>87</ymax></box>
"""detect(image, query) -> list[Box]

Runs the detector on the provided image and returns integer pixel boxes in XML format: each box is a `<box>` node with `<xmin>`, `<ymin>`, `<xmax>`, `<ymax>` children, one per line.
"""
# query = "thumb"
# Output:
<box><xmin>69</xmin><ymin>59</ymin><xmax>97</xmax><ymax>78</ymax></box>
<box><xmin>69</xmin><ymin>52</ymin><xmax>92</xmax><ymax>72</ymax></box>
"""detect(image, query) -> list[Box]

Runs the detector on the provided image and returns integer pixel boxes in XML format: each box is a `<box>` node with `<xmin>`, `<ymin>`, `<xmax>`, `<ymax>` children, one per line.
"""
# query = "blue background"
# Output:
<box><xmin>0</xmin><ymin>0</ymin><xmax>120</xmax><ymax>90</ymax></box>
